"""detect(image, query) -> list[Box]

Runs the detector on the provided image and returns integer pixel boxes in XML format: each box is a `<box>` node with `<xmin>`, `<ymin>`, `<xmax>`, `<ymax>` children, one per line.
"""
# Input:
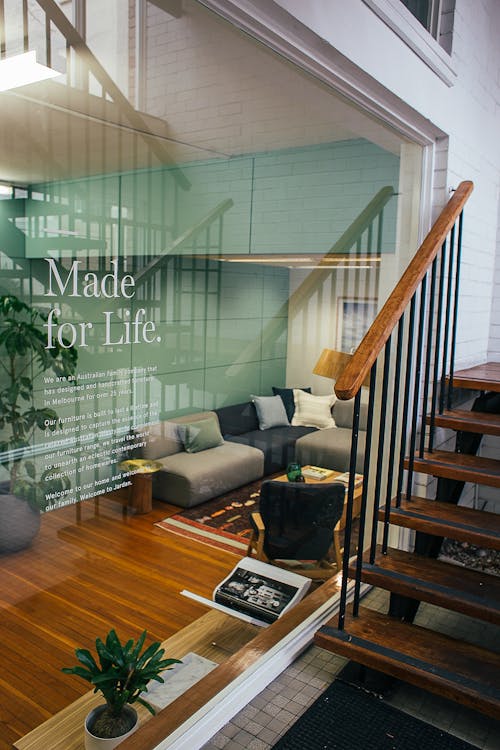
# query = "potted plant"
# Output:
<box><xmin>0</xmin><ymin>294</ymin><xmax>77</xmax><ymax>553</ymax></box>
<box><xmin>62</xmin><ymin>629</ymin><xmax>181</xmax><ymax>749</ymax></box>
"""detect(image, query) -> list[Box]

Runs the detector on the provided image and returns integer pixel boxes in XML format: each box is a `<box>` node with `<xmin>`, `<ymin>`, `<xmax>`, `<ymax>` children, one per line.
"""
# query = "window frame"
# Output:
<box><xmin>362</xmin><ymin>0</ymin><xmax>456</xmax><ymax>86</ymax></box>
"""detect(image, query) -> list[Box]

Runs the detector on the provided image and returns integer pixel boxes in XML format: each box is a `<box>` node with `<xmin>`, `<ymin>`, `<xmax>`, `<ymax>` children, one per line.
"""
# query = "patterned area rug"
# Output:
<box><xmin>155</xmin><ymin>477</ymin><xmax>268</xmax><ymax>555</ymax></box>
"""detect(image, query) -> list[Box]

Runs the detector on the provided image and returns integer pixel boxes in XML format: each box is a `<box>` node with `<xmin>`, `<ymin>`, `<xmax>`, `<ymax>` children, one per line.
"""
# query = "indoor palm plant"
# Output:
<box><xmin>0</xmin><ymin>294</ymin><xmax>77</xmax><ymax>552</ymax></box>
<box><xmin>62</xmin><ymin>629</ymin><xmax>181</xmax><ymax>748</ymax></box>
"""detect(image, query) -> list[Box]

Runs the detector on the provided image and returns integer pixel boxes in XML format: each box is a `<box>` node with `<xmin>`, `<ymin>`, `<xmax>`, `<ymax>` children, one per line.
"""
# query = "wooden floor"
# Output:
<box><xmin>0</xmin><ymin>493</ymin><xmax>240</xmax><ymax>750</ymax></box>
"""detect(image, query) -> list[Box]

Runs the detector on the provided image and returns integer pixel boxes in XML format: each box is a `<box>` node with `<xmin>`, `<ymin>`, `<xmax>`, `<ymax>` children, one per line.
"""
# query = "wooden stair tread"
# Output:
<box><xmin>315</xmin><ymin>605</ymin><xmax>500</xmax><ymax>718</ymax></box>
<box><xmin>451</xmin><ymin>362</ymin><xmax>500</xmax><ymax>393</ymax></box>
<box><xmin>408</xmin><ymin>451</ymin><xmax>500</xmax><ymax>488</ymax></box>
<box><xmin>427</xmin><ymin>409</ymin><xmax>500</xmax><ymax>436</ymax></box>
<box><xmin>379</xmin><ymin>497</ymin><xmax>500</xmax><ymax>550</ymax></box>
<box><xmin>349</xmin><ymin>547</ymin><xmax>500</xmax><ymax>624</ymax></box>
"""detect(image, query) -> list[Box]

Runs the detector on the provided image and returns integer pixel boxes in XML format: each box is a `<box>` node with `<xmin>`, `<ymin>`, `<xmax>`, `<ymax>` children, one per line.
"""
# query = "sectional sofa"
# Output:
<box><xmin>140</xmin><ymin>389</ymin><xmax>368</xmax><ymax>508</ymax></box>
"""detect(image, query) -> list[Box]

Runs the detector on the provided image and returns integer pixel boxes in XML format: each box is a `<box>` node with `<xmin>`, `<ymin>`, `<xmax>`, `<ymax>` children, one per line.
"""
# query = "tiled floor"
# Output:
<box><xmin>201</xmin><ymin>589</ymin><xmax>500</xmax><ymax>750</ymax></box>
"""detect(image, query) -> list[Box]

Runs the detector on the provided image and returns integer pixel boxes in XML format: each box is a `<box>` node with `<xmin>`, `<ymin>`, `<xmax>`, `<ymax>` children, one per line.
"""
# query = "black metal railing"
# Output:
<box><xmin>335</xmin><ymin>181</ymin><xmax>474</xmax><ymax>629</ymax></box>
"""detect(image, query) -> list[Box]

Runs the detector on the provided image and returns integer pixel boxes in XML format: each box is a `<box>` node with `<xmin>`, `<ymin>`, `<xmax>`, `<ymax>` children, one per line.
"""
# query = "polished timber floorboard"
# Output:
<box><xmin>0</xmin><ymin>494</ymin><xmax>239</xmax><ymax>750</ymax></box>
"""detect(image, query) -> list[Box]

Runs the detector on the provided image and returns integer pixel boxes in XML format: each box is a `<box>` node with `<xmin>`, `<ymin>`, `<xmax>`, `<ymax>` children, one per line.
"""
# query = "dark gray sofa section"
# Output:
<box><xmin>215</xmin><ymin>401</ymin><xmax>316</xmax><ymax>475</ymax></box>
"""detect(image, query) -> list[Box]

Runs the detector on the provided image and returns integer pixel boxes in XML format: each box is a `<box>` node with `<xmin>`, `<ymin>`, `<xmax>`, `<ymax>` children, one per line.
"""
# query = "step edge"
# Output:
<box><xmin>428</xmin><ymin>409</ymin><xmax>500</xmax><ymax>420</ymax></box>
<box><xmin>316</xmin><ymin>625</ymin><xmax>500</xmax><ymax>701</ymax></box>
<box><xmin>353</xmin><ymin>559</ymin><xmax>500</xmax><ymax>612</ymax></box>
<box><xmin>414</xmin><ymin>452</ymin><xmax>500</xmax><ymax>470</ymax></box>
<box><xmin>385</xmin><ymin>506</ymin><xmax>500</xmax><ymax>541</ymax></box>
<box><xmin>427</xmin><ymin>413</ymin><xmax>500</xmax><ymax>433</ymax></box>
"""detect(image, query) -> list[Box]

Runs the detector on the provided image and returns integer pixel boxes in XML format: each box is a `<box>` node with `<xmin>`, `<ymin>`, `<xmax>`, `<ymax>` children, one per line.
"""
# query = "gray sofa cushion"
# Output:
<box><xmin>181</xmin><ymin>417</ymin><xmax>224</xmax><ymax>453</ymax></box>
<box><xmin>332</xmin><ymin>390</ymin><xmax>369</xmax><ymax>431</ymax></box>
<box><xmin>295</xmin><ymin>428</ymin><xmax>366</xmax><ymax>474</ymax></box>
<box><xmin>152</xmin><ymin>441</ymin><xmax>264</xmax><ymax>508</ymax></box>
<box><xmin>142</xmin><ymin>411</ymin><xmax>218</xmax><ymax>460</ymax></box>
<box><xmin>251</xmin><ymin>394</ymin><xmax>289</xmax><ymax>430</ymax></box>
<box><xmin>142</xmin><ymin>421</ymin><xmax>182</xmax><ymax>460</ymax></box>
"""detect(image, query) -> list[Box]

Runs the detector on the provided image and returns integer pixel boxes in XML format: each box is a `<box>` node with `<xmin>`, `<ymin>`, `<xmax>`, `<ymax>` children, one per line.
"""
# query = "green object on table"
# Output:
<box><xmin>286</xmin><ymin>462</ymin><xmax>304</xmax><ymax>482</ymax></box>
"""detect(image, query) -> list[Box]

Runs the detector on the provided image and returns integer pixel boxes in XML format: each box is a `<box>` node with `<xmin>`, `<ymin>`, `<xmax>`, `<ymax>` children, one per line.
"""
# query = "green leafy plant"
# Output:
<box><xmin>62</xmin><ymin>629</ymin><xmax>181</xmax><ymax>739</ymax></box>
<box><xmin>0</xmin><ymin>294</ymin><xmax>78</xmax><ymax>509</ymax></box>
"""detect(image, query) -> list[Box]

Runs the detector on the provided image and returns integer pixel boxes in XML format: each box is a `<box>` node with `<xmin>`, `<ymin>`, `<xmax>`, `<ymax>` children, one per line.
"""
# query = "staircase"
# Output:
<box><xmin>314</xmin><ymin>182</ymin><xmax>500</xmax><ymax>719</ymax></box>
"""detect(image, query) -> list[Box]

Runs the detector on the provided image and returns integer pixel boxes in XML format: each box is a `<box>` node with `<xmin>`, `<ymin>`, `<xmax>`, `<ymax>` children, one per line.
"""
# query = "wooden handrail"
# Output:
<box><xmin>334</xmin><ymin>180</ymin><xmax>474</xmax><ymax>400</ymax></box>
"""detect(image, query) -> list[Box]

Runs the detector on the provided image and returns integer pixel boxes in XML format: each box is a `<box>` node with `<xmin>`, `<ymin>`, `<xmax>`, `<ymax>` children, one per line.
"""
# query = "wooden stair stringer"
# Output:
<box><xmin>349</xmin><ymin>547</ymin><xmax>500</xmax><ymax>624</ymax></box>
<box><xmin>379</xmin><ymin>496</ymin><xmax>500</xmax><ymax>550</ymax></box>
<box><xmin>315</xmin><ymin>605</ymin><xmax>500</xmax><ymax>719</ymax></box>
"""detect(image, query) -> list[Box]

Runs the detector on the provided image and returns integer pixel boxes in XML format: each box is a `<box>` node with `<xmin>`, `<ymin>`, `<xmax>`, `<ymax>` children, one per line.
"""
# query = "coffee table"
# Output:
<box><xmin>273</xmin><ymin>466</ymin><xmax>363</xmax><ymax>571</ymax></box>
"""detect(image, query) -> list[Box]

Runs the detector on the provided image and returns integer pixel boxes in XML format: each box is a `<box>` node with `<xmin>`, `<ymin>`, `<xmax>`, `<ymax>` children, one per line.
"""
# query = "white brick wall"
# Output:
<box><xmin>271</xmin><ymin>0</ymin><xmax>500</xmax><ymax>367</ymax></box>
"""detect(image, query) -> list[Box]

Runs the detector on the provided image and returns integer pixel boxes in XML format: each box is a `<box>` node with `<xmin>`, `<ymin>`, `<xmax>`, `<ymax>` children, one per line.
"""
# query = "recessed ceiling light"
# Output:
<box><xmin>0</xmin><ymin>51</ymin><xmax>60</xmax><ymax>93</ymax></box>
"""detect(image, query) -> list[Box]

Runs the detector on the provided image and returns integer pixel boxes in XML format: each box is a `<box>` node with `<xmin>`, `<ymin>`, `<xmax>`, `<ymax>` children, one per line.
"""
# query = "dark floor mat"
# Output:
<box><xmin>271</xmin><ymin>677</ymin><xmax>478</xmax><ymax>750</ymax></box>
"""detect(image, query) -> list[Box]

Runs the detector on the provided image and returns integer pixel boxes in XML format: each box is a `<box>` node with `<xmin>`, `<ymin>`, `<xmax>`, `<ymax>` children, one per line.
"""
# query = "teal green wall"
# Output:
<box><xmin>0</xmin><ymin>139</ymin><xmax>399</xmax><ymax>508</ymax></box>
<box><xmin>24</xmin><ymin>139</ymin><xmax>399</xmax><ymax>260</ymax></box>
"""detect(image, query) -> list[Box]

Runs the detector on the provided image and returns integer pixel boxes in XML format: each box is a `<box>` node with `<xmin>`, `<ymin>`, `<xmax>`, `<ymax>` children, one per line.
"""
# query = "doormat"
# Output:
<box><xmin>271</xmin><ymin>678</ymin><xmax>478</xmax><ymax>750</ymax></box>
<box><xmin>155</xmin><ymin>477</ymin><xmax>266</xmax><ymax>555</ymax></box>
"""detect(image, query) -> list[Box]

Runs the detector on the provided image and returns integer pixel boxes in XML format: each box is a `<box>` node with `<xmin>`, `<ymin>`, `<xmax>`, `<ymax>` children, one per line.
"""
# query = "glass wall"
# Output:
<box><xmin>0</xmin><ymin>2</ymin><xmax>420</xmax><ymax>746</ymax></box>
<box><xmin>0</xmin><ymin>0</ymin><xmax>409</xmax><ymax>517</ymax></box>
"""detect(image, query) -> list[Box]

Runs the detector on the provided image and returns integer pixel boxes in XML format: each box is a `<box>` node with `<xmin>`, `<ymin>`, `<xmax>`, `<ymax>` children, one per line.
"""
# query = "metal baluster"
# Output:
<box><xmin>22</xmin><ymin>0</ymin><xmax>28</xmax><ymax>51</ymax></box>
<box><xmin>367</xmin><ymin>222</ymin><xmax>373</xmax><ymax>255</ymax></box>
<box><xmin>439</xmin><ymin>224</ymin><xmax>456</xmax><ymax>413</ymax></box>
<box><xmin>377</xmin><ymin>209</ymin><xmax>384</xmax><ymax>252</ymax></box>
<box><xmin>382</xmin><ymin>319</ymin><xmax>404</xmax><ymax>552</ymax></box>
<box><xmin>419</xmin><ymin>257</ymin><xmax>438</xmax><ymax>457</ymax></box>
<box><xmin>429</xmin><ymin>241</ymin><xmax>447</xmax><ymax>449</ymax></box>
<box><xmin>448</xmin><ymin>212</ymin><xmax>464</xmax><ymax>409</ymax></box>
<box><xmin>406</xmin><ymin>276</ymin><xmax>428</xmax><ymax>501</ymax></box>
<box><xmin>353</xmin><ymin>363</ymin><xmax>377</xmax><ymax>616</ymax></box>
<box><xmin>0</xmin><ymin>0</ymin><xmax>5</xmax><ymax>58</ymax></box>
<box><xmin>396</xmin><ymin>301</ymin><xmax>415</xmax><ymax>505</ymax></box>
<box><xmin>45</xmin><ymin>13</ymin><xmax>52</xmax><ymax>68</ymax></box>
<box><xmin>338</xmin><ymin>390</ymin><xmax>361</xmax><ymax>632</ymax></box>
<box><xmin>369</xmin><ymin>339</ymin><xmax>391</xmax><ymax>563</ymax></box>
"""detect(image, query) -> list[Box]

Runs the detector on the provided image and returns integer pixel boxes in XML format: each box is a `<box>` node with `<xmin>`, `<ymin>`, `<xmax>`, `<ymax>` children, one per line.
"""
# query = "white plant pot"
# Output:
<box><xmin>84</xmin><ymin>706</ymin><xmax>138</xmax><ymax>750</ymax></box>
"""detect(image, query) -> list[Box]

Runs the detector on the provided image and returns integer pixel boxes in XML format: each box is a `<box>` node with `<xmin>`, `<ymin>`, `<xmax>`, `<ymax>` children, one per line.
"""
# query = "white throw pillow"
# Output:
<box><xmin>291</xmin><ymin>389</ymin><xmax>336</xmax><ymax>429</ymax></box>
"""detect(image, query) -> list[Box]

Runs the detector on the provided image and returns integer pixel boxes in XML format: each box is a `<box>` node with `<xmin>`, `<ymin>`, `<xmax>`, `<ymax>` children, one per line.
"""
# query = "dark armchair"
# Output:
<box><xmin>247</xmin><ymin>479</ymin><xmax>345</xmax><ymax>580</ymax></box>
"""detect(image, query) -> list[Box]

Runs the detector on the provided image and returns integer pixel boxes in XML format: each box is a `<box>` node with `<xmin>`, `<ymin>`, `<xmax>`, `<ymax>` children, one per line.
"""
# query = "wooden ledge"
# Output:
<box><xmin>16</xmin><ymin>576</ymin><xmax>343</xmax><ymax>750</ymax></box>
<box><xmin>120</xmin><ymin>576</ymin><xmax>342</xmax><ymax>750</ymax></box>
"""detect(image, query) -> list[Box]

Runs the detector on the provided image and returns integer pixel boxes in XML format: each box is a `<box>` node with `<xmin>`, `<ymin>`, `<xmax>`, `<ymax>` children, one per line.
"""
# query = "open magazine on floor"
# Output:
<box><xmin>181</xmin><ymin>557</ymin><xmax>311</xmax><ymax>626</ymax></box>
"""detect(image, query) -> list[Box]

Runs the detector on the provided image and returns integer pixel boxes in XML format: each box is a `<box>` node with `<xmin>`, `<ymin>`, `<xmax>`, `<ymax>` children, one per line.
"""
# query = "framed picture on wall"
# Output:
<box><xmin>337</xmin><ymin>297</ymin><xmax>377</xmax><ymax>353</ymax></box>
